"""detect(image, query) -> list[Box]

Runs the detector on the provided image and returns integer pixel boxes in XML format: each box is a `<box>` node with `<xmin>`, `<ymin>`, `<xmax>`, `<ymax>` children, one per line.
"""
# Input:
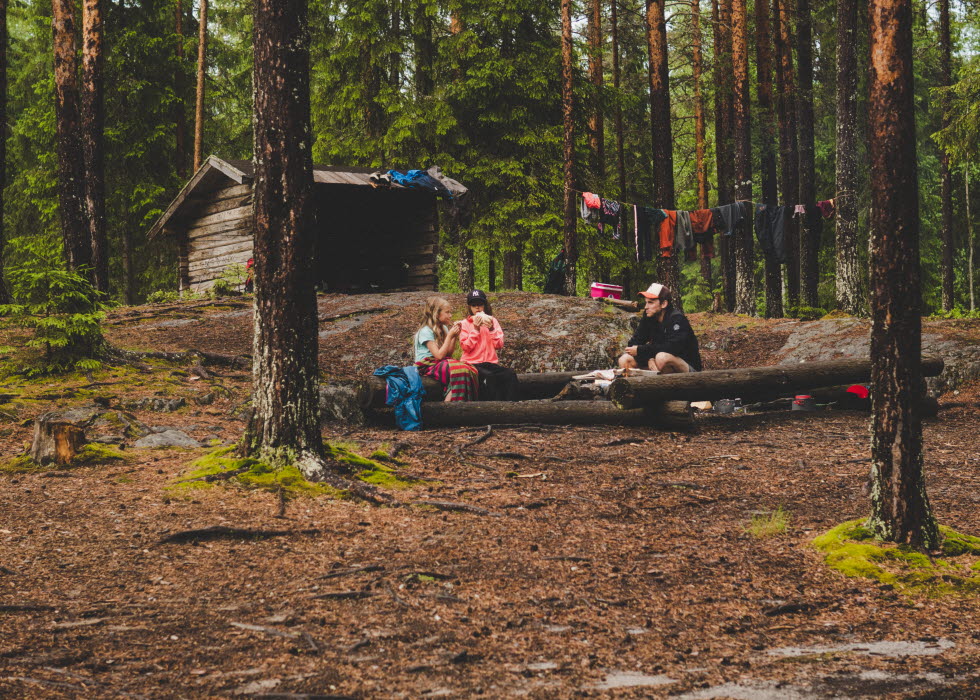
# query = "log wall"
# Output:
<box><xmin>175</xmin><ymin>181</ymin><xmax>439</xmax><ymax>293</ymax></box>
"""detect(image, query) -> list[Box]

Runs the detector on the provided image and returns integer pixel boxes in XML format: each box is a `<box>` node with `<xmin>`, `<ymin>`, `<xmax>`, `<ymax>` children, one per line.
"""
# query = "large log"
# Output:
<box><xmin>379</xmin><ymin>399</ymin><xmax>694</xmax><ymax>431</ymax></box>
<box><xmin>609</xmin><ymin>355</ymin><xmax>944</xmax><ymax>410</ymax></box>
<box><xmin>362</xmin><ymin>371</ymin><xmax>581</xmax><ymax>408</ymax></box>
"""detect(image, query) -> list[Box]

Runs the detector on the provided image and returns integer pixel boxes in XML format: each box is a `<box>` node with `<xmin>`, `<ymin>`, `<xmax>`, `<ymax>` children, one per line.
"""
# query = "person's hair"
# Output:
<box><xmin>466</xmin><ymin>297</ymin><xmax>493</xmax><ymax>317</ymax></box>
<box><xmin>419</xmin><ymin>296</ymin><xmax>451</xmax><ymax>345</ymax></box>
<box><xmin>656</xmin><ymin>286</ymin><xmax>673</xmax><ymax>309</ymax></box>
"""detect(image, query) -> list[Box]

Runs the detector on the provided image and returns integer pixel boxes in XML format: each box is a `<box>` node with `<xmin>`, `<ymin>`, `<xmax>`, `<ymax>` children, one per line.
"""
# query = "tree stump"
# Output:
<box><xmin>31</xmin><ymin>416</ymin><xmax>86</xmax><ymax>466</ymax></box>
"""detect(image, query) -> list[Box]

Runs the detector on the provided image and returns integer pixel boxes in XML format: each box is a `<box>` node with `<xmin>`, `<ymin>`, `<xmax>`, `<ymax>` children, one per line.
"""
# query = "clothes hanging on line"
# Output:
<box><xmin>689</xmin><ymin>209</ymin><xmax>715</xmax><ymax>260</ymax></box>
<box><xmin>754</xmin><ymin>203</ymin><xmax>789</xmax><ymax>263</ymax></box>
<box><xmin>816</xmin><ymin>199</ymin><xmax>835</xmax><ymax>218</ymax></box>
<box><xmin>710</xmin><ymin>201</ymin><xmax>747</xmax><ymax>237</ymax></box>
<box><xmin>599</xmin><ymin>198</ymin><xmax>623</xmax><ymax>239</ymax></box>
<box><xmin>658</xmin><ymin>209</ymin><xmax>678</xmax><ymax>258</ymax></box>
<box><xmin>675</xmin><ymin>210</ymin><xmax>695</xmax><ymax>257</ymax></box>
<box><xmin>636</xmin><ymin>207</ymin><xmax>666</xmax><ymax>262</ymax></box>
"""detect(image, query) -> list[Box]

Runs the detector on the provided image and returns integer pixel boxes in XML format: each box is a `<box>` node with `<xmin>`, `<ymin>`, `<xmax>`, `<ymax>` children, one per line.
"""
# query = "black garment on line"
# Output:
<box><xmin>636</xmin><ymin>207</ymin><xmax>667</xmax><ymax>262</ymax></box>
<box><xmin>753</xmin><ymin>204</ymin><xmax>789</xmax><ymax>264</ymax></box>
<box><xmin>802</xmin><ymin>204</ymin><xmax>823</xmax><ymax>248</ymax></box>
<box><xmin>710</xmin><ymin>202</ymin><xmax>746</xmax><ymax>237</ymax></box>
<box><xmin>473</xmin><ymin>363</ymin><xmax>519</xmax><ymax>401</ymax></box>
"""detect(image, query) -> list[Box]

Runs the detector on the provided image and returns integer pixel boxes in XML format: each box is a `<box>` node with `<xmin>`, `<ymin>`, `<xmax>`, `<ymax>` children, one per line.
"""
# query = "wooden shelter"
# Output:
<box><xmin>147</xmin><ymin>156</ymin><xmax>446</xmax><ymax>293</ymax></box>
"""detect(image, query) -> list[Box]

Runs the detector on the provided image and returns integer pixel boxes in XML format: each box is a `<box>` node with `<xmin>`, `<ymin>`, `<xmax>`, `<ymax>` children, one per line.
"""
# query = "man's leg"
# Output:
<box><xmin>618</xmin><ymin>353</ymin><xmax>638</xmax><ymax>369</ymax></box>
<box><xmin>653</xmin><ymin>352</ymin><xmax>692</xmax><ymax>374</ymax></box>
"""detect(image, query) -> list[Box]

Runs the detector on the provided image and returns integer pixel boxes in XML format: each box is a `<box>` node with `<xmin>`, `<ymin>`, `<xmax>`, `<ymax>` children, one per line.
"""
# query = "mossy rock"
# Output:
<box><xmin>813</xmin><ymin>518</ymin><xmax>980</xmax><ymax>596</ymax></box>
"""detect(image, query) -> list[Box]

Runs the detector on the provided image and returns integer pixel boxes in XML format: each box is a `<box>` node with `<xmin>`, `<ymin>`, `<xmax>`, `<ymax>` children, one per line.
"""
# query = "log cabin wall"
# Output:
<box><xmin>164</xmin><ymin>163</ymin><xmax>440</xmax><ymax>293</ymax></box>
<box><xmin>181</xmin><ymin>183</ymin><xmax>254</xmax><ymax>292</ymax></box>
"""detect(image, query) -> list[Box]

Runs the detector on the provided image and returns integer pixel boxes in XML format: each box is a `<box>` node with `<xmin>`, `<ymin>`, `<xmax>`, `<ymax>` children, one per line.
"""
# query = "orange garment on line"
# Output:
<box><xmin>689</xmin><ymin>209</ymin><xmax>714</xmax><ymax>234</ymax></box>
<box><xmin>658</xmin><ymin>209</ymin><xmax>677</xmax><ymax>258</ymax></box>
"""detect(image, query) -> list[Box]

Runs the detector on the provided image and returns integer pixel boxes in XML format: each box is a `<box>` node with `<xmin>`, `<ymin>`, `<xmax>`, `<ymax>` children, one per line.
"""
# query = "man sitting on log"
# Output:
<box><xmin>617</xmin><ymin>283</ymin><xmax>703</xmax><ymax>374</ymax></box>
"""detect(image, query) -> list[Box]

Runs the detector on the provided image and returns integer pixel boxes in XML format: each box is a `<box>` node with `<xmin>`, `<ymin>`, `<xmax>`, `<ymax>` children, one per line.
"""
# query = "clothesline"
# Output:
<box><xmin>569</xmin><ymin>186</ymin><xmax>837</xmax><ymax>265</ymax></box>
<box><xmin>564</xmin><ymin>185</ymin><xmax>833</xmax><ymax>215</ymax></box>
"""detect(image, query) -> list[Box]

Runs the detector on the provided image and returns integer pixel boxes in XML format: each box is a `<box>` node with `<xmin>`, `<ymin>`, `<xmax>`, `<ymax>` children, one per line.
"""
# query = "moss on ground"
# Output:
<box><xmin>813</xmin><ymin>518</ymin><xmax>980</xmax><ymax>596</ymax></box>
<box><xmin>0</xmin><ymin>443</ymin><xmax>127</xmax><ymax>474</ymax></box>
<box><xmin>172</xmin><ymin>442</ymin><xmax>423</xmax><ymax>498</ymax></box>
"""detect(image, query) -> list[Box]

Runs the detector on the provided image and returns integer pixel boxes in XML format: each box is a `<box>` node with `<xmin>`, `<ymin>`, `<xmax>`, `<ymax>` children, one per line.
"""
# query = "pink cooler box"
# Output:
<box><xmin>589</xmin><ymin>282</ymin><xmax>624</xmax><ymax>299</ymax></box>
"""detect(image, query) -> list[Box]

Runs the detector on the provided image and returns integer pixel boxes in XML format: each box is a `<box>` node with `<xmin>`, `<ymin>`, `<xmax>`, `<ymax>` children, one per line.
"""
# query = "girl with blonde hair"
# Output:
<box><xmin>413</xmin><ymin>296</ymin><xmax>478</xmax><ymax>401</ymax></box>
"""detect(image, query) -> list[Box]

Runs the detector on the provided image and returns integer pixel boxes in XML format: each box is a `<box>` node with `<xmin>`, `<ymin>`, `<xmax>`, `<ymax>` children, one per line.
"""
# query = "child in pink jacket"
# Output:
<box><xmin>459</xmin><ymin>290</ymin><xmax>519</xmax><ymax>401</ymax></box>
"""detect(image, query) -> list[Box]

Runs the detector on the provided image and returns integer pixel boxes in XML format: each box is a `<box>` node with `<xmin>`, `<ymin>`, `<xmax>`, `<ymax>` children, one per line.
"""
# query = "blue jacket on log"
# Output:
<box><xmin>373</xmin><ymin>365</ymin><xmax>424</xmax><ymax>431</ymax></box>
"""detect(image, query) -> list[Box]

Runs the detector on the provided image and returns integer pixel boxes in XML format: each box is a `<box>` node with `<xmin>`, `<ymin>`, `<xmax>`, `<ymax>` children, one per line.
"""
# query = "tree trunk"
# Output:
<box><xmin>692</xmin><ymin>0</ymin><xmax>707</xmax><ymax>212</ymax></box>
<box><xmin>0</xmin><ymin>0</ymin><xmax>9</xmax><ymax>304</ymax></box>
<box><xmin>193</xmin><ymin>0</ymin><xmax>207</xmax><ymax>172</ymax></box>
<box><xmin>755</xmin><ymin>0</ymin><xmax>781</xmax><ymax>318</ymax></box>
<box><xmin>31</xmin><ymin>416</ymin><xmax>85</xmax><ymax>467</ymax></box>
<box><xmin>587</xmin><ymin>0</ymin><xmax>604</xmax><ymax>186</ymax></box>
<box><xmin>867</xmin><ymin>0</ymin><xmax>940</xmax><ymax>548</ymax></box>
<box><xmin>796</xmin><ymin>0</ymin><xmax>817</xmax><ymax>307</ymax></box>
<box><xmin>122</xmin><ymin>225</ymin><xmax>136</xmax><ymax>305</ymax></box>
<box><xmin>835</xmin><ymin>0</ymin><xmax>861</xmax><ymax>315</ymax></box>
<box><xmin>712</xmin><ymin>0</ymin><xmax>735</xmax><ymax>311</ymax></box>
<box><xmin>773</xmin><ymin>0</ymin><xmax>799</xmax><ymax>308</ymax></box>
<box><xmin>82</xmin><ymin>0</ymin><xmax>107</xmax><ymax>295</ymax></box>
<box><xmin>175</xmin><ymin>0</ymin><xmax>188</xmax><ymax>179</ymax></box>
<box><xmin>609</xmin><ymin>355</ymin><xmax>944</xmax><ymax>409</ymax></box>
<box><xmin>611</xmin><ymin>0</ymin><xmax>626</xmax><ymax>200</ymax></box>
<box><xmin>448</xmin><ymin>11</ymin><xmax>474</xmax><ymax>293</ymax></box>
<box><xmin>561</xmin><ymin>0</ymin><xmax>577</xmax><ymax>296</ymax></box>
<box><xmin>731</xmin><ymin>0</ymin><xmax>753</xmax><ymax>314</ymax></box>
<box><xmin>412</xmin><ymin>0</ymin><xmax>433</xmax><ymax>98</ymax></box>
<box><xmin>646</xmin><ymin>0</ymin><xmax>680</xmax><ymax>306</ymax></box>
<box><xmin>52</xmin><ymin>0</ymin><xmax>92</xmax><ymax>275</ymax></box>
<box><xmin>938</xmin><ymin>0</ymin><xmax>954</xmax><ymax>311</ymax></box>
<box><xmin>968</xmin><ymin>168</ymin><xmax>975</xmax><ymax>312</ymax></box>
<box><xmin>488</xmin><ymin>249</ymin><xmax>496</xmax><ymax>292</ymax></box>
<box><xmin>246</xmin><ymin>0</ymin><xmax>327</xmax><ymax>480</ymax></box>
<box><xmin>503</xmin><ymin>248</ymin><xmax>522</xmax><ymax>290</ymax></box>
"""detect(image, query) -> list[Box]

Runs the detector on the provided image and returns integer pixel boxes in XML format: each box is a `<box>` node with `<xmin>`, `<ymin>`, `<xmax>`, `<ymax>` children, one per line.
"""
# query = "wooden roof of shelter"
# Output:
<box><xmin>147</xmin><ymin>155</ymin><xmax>426</xmax><ymax>239</ymax></box>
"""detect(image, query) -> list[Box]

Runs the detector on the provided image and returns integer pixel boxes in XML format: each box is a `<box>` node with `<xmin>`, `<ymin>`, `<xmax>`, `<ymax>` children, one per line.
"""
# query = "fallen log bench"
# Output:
<box><xmin>362</xmin><ymin>371</ymin><xmax>581</xmax><ymax>408</ymax></box>
<box><xmin>377</xmin><ymin>399</ymin><xmax>694</xmax><ymax>431</ymax></box>
<box><xmin>609</xmin><ymin>356</ymin><xmax>944</xmax><ymax>410</ymax></box>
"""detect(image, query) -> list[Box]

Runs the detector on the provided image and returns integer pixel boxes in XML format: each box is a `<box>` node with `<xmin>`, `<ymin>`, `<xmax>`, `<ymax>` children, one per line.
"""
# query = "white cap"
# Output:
<box><xmin>638</xmin><ymin>282</ymin><xmax>665</xmax><ymax>300</ymax></box>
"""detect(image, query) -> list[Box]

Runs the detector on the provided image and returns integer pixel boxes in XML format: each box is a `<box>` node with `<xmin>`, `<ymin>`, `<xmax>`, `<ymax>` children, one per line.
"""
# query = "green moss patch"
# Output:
<box><xmin>0</xmin><ymin>443</ymin><xmax>127</xmax><ymax>474</ymax></box>
<box><xmin>171</xmin><ymin>442</ymin><xmax>424</xmax><ymax>498</ymax></box>
<box><xmin>813</xmin><ymin>518</ymin><xmax>980</xmax><ymax>596</ymax></box>
<box><xmin>325</xmin><ymin>442</ymin><xmax>423</xmax><ymax>489</ymax></box>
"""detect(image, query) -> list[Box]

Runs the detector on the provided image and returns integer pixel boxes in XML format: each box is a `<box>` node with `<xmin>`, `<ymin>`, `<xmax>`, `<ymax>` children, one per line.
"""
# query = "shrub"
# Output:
<box><xmin>0</xmin><ymin>266</ymin><xmax>106</xmax><ymax>375</ymax></box>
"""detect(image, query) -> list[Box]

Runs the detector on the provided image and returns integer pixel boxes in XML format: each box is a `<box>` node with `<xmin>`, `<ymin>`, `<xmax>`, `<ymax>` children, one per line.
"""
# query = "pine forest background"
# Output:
<box><xmin>3</xmin><ymin>0</ymin><xmax>979</xmax><ymax>315</ymax></box>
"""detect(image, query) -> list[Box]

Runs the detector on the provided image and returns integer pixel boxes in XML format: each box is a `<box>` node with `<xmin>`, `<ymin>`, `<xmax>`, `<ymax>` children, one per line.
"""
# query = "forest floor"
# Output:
<box><xmin>1</xmin><ymin>293</ymin><xmax>979</xmax><ymax>699</ymax></box>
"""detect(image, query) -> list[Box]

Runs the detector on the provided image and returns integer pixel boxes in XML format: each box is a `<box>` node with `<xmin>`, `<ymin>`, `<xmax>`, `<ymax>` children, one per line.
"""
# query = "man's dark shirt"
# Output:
<box><xmin>628</xmin><ymin>307</ymin><xmax>703</xmax><ymax>371</ymax></box>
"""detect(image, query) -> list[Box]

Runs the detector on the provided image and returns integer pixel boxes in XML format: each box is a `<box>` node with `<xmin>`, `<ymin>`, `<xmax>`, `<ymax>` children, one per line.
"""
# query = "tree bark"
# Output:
<box><xmin>731</xmin><ymin>0</ymin><xmax>753</xmax><ymax>314</ymax></box>
<box><xmin>796</xmin><ymin>0</ymin><xmax>817</xmax><ymax>307</ymax></box>
<box><xmin>968</xmin><ymin>168</ymin><xmax>975</xmax><ymax>312</ymax></box>
<box><xmin>712</xmin><ymin>0</ymin><xmax>735</xmax><ymax>311</ymax></box>
<box><xmin>52</xmin><ymin>0</ymin><xmax>92</xmax><ymax>276</ymax></box>
<box><xmin>0</xmin><ymin>0</ymin><xmax>8</xmax><ymax>304</ymax></box>
<box><xmin>609</xmin><ymin>355</ymin><xmax>944</xmax><ymax>409</ymax></box>
<box><xmin>448</xmin><ymin>11</ymin><xmax>473</xmax><ymax>293</ymax></box>
<box><xmin>587</xmin><ymin>0</ymin><xmax>604</xmax><ymax>185</ymax></box>
<box><xmin>938</xmin><ymin>0</ymin><xmax>954</xmax><ymax>311</ymax></box>
<box><xmin>175</xmin><ymin>0</ymin><xmax>188</xmax><ymax>178</ymax></box>
<box><xmin>867</xmin><ymin>0</ymin><xmax>940</xmax><ymax>548</ymax></box>
<box><xmin>835</xmin><ymin>0</ymin><xmax>861</xmax><ymax>315</ymax></box>
<box><xmin>611</xmin><ymin>0</ymin><xmax>626</xmax><ymax>200</ymax></box>
<box><xmin>193</xmin><ymin>0</ymin><xmax>207</xmax><ymax>172</ymax></box>
<box><xmin>122</xmin><ymin>225</ymin><xmax>136</xmax><ymax>305</ymax></box>
<box><xmin>646</xmin><ymin>0</ymin><xmax>680</xmax><ymax>306</ymax></box>
<box><xmin>82</xmin><ymin>0</ymin><xmax>107</xmax><ymax>295</ymax></box>
<box><xmin>773</xmin><ymin>0</ymin><xmax>799</xmax><ymax>308</ymax></box>
<box><xmin>412</xmin><ymin>0</ymin><xmax>434</xmax><ymax>98</ymax></box>
<box><xmin>246</xmin><ymin>0</ymin><xmax>327</xmax><ymax>479</ymax></box>
<box><xmin>755</xmin><ymin>0</ymin><xmax>781</xmax><ymax>318</ymax></box>
<box><xmin>561</xmin><ymin>0</ymin><xmax>577</xmax><ymax>296</ymax></box>
<box><xmin>691</xmin><ymin>0</ymin><xmax>711</xmax><ymax>289</ymax></box>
